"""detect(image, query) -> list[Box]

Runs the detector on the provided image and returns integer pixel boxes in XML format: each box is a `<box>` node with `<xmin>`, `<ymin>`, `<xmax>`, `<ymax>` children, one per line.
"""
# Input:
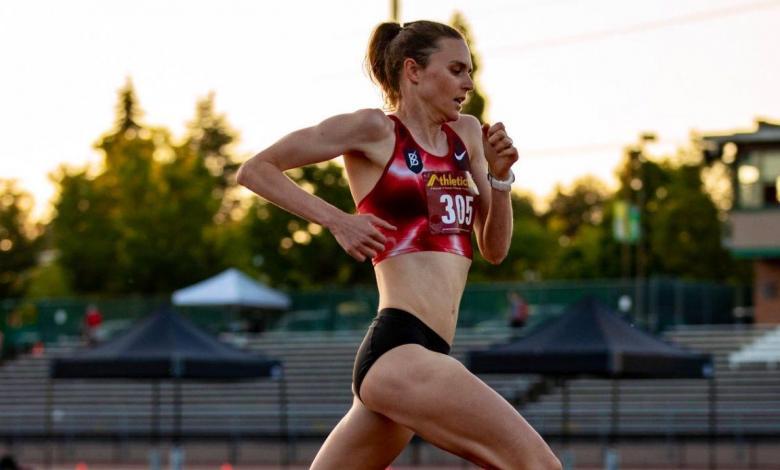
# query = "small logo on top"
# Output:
<box><xmin>453</xmin><ymin>142</ymin><xmax>469</xmax><ymax>170</ymax></box>
<box><xmin>405</xmin><ymin>149</ymin><xmax>423</xmax><ymax>173</ymax></box>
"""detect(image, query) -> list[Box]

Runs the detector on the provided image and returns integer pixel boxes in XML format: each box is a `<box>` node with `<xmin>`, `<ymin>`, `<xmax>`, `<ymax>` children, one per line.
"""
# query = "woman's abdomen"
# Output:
<box><xmin>374</xmin><ymin>251</ymin><xmax>471</xmax><ymax>344</ymax></box>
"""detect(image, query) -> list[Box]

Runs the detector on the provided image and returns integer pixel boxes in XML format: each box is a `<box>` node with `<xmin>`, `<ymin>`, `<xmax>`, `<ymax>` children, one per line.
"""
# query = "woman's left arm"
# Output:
<box><xmin>462</xmin><ymin>116</ymin><xmax>518</xmax><ymax>264</ymax></box>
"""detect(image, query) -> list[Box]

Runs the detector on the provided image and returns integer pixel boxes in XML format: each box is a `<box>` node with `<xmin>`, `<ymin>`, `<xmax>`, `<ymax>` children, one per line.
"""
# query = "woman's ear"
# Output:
<box><xmin>402</xmin><ymin>57</ymin><xmax>421</xmax><ymax>85</ymax></box>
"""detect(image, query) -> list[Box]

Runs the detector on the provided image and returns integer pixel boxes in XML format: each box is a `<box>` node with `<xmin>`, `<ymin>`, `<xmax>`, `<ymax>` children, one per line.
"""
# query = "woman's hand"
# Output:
<box><xmin>328</xmin><ymin>213</ymin><xmax>396</xmax><ymax>262</ymax></box>
<box><xmin>482</xmin><ymin>122</ymin><xmax>518</xmax><ymax>179</ymax></box>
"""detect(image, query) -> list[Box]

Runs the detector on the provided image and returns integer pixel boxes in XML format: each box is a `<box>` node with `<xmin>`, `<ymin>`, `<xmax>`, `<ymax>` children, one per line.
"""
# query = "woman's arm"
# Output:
<box><xmin>236</xmin><ymin>108</ymin><xmax>396</xmax><ymax>262</ymax></box>
<box><xmin>457</xmin><ymin>115</ymin><xmax>518</xmax><ymax>265</ymax></box>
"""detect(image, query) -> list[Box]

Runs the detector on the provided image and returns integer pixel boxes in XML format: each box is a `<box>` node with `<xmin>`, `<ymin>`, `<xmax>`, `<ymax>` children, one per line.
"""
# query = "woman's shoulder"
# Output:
<box><xmin>315</xmin><ymin>108</ymin><xmax>394</xmax><ymax>153</ymax></box>
<box><xmin>447</xmin><ymin>114</ymin><xmax>482</xmax><ymax>148</ymax></box>
<box><xmin>448</xmin><ymin>113</ymin><xmax>480</xmax><ymax>132</ymax></box>
<box><xmin>344</xmin><ymin>108</ymin><xmax>395</xmax><ymax>142</ymax></box>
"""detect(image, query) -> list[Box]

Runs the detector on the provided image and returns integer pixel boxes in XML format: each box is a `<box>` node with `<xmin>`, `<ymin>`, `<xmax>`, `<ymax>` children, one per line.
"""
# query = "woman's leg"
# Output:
<box><xmin>360</xmin><ymin>344</ymin><xmax>562</xmax><ymax>470</ymax></box>
<box><xmin>310</xmin><ymin>396</ymin><xmax>414</xmax><ymax>470</ymax></box>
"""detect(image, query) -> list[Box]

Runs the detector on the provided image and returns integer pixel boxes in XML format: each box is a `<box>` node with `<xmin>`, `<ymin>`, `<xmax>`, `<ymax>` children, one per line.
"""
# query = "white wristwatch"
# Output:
<box><xmin>487</xmin><ymin>170</ymin><xmax>515</xmax><ymax>192</ymax></box>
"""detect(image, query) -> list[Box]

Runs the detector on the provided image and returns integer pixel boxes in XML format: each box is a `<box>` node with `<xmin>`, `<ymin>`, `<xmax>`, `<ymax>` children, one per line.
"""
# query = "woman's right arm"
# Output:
<box><xmin>236</xmin><ymin>108</ymin><xmax>396</xmax><ymax>262</ymax></box>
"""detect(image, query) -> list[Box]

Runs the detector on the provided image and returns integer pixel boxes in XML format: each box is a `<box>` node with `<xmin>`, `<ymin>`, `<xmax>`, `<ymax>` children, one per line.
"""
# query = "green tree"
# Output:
<box><xmin>90</xmin><ymin>81</ymin><xmax>166</xmax><ymax>292</ymax></box>
<box><xmin>450</xmin><ymin>11</ymin><xmax>487</xmax><ymax>123</ymax></box>
<box><xmin>51</xmin><ymin>81</ymin><xmax>241</xmax><ymax>294</ymax></box>
<box><xmin>146</xmin><ymin>92</ymin><xmax>241</xmax><ymax>290</ymax></box>
<box><xmin>539</xmin><ymin>177</ymin><xmax>623</xmax><ymax>279</ymax></box>
<box><xmin>0</xmin><ymin>180</ymin><xmax>40</xmax><ymax>297</ymax></box>
<box><xmin>648</xmin><ymin>164</ymin><xmax>735</xmax><ymax>279</ymax></box>
<box><xmin>545</xmin><ymin>176</ymin><xmax>609</xmax><ymax>237</ymax></box>
<box><xmin>50</xmin><ymin>168</ymin><xmax>118</xmax><ymax>292</ymax></box>
<box><xmin>614</xmin><ymin>143</ymin><xmax>741</xmax><ymax>281</ymax></box>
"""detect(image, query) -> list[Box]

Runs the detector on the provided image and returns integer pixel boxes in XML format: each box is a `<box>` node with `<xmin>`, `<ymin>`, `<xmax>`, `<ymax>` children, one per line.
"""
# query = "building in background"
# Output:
<box><xmin>703</xmin><ymin>119</ymin><xmax>780</xmax><ymax>323</ymax></box>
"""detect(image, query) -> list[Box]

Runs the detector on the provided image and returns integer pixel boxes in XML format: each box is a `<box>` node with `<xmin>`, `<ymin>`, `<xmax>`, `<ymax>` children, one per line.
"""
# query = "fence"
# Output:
<box><xmin>0</xmin><ymin>277</ymin><xmax>751</xmax><ymax>351</ymax></box>
<box><xmin>276</xmin><ymin>277</ymin><xmax>747</xmax><ymax>334</ymax></box>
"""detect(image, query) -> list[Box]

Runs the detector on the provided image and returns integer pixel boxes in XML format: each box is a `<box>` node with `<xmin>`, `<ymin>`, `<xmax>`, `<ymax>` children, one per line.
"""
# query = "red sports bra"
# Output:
<box><xmin>357</xmin><ymin>115</ymin><xmax>479</xmax><ymax>265</ymax></box>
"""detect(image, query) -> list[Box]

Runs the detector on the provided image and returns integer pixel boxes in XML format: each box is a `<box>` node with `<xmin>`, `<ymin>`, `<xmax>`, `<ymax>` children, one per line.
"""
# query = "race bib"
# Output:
<box><xmin>424</xmin><ymin>170</ymin><xmax>477</xmax><ymax>234</ymax></box>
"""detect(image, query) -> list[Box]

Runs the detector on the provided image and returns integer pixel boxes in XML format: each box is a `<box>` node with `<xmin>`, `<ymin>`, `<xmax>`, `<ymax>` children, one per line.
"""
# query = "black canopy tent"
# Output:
<box><xmin>467</xmin><ymin>296</ymin><xmax>715</xmax><ymax>468</ymax></box>
<box><xmin>468</xmin><ymin>296</ymin><xmax>712</xmax><ymax>378</ymax></box>
<box><xmin>48</xmin><ymin>308</ymin><xmax>285</xmax><ymax>468</ymax></box>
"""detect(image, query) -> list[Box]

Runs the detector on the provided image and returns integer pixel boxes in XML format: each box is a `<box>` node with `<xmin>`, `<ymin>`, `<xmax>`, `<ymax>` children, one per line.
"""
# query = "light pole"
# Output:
<box><xmin>390</xmin><ymin>0</ymin><xmax>400</xmax><ymax>22</ymax></box>
<box><xmin>633</xmin><ymin>132</ymin><xmax>656</xmax><ymax>330</ymax></box>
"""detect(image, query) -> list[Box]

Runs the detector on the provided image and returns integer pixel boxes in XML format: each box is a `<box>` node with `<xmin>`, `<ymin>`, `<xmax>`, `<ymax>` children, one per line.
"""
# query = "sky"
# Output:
<box><xmin>2</xmin><ymin>0</ymin><xmax>780</xmax><ymax>220</ymax></box>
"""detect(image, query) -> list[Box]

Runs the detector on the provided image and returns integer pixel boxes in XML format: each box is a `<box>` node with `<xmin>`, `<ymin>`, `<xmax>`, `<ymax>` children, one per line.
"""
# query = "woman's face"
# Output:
<box><xmin>415</xmin><ymin>37</ymin><xmax>474</xmax><ymax>122</ymax></box>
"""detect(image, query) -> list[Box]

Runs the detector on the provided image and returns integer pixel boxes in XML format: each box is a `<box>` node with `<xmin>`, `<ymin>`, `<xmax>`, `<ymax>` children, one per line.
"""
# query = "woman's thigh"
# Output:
<box><xmin>310</xmin><ymin>396</ymin><xmax>414</xmax><ymax>470</ymax></box>
<box><xmin>360</xmin><ymin>344</ymin><xmax>560</xmax><ymax>470</ymax></box>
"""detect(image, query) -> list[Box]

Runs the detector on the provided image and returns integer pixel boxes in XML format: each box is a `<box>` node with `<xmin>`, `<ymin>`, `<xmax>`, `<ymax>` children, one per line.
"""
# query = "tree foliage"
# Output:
<box><xmin>0</xmin><ymin>180</ymin><xmax>40</xmax><ymax>297</ymax></box>
<box><xmin>11</xmin><ymin>75</ymin><xmax>748</xmax><ymax>299</ymax></box>
<box><xmin>51</xmin><ymin>80</ymin><xmax>240</xmax><ymax>294</ymax></box>
<box><xmin>545</xmin><ymin>176</ymin><xmax>609</xmax><ymax>237</ymax></box>
<box><xmin>610</xmin><ymin>146</ymin><xmax>746</xmax><ymax>281</ymax></box>
<box><xmin>50</xmin><ymin>168</ymin><xmax>119</xmax><ymax>292</ymax></box>
<box><xmin>541</xmin><ymin>177</ymin><xmax>622</xmax><ymax>280</ymax></box>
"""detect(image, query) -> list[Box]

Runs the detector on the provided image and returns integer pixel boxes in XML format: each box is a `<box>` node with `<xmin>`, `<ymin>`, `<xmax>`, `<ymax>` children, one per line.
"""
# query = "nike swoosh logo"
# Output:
<box><xmin>454</xmin><ymin>151</ymin><xmax>466</xmax><ymax>160</ymax></box>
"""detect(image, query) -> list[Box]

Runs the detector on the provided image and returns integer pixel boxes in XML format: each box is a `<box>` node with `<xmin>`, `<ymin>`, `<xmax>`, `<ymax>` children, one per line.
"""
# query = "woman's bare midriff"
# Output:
<box><xmin>374</xmin><ymin>251</ymin><xmax>471</xmax><ymax>345</ymax></box>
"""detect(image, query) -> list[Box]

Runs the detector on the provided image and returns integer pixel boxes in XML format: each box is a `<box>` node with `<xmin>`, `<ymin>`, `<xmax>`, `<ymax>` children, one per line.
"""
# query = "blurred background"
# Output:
<box><xmin>1</xmin><ymin>0</ymin><xmax>779</xmax><ymax>468</ymax></box>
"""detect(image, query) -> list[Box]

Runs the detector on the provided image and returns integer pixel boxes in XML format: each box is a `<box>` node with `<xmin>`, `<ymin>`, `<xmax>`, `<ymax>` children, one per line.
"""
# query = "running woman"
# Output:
<box><xmin>237</xmin><ymin>20</ymin><xmax>561</xmax><ymax>470</ymax></box>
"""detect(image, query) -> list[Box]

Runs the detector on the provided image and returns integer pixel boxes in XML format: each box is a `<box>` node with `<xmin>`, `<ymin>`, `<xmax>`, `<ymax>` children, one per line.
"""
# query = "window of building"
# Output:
<box><xmin>737</xmin><ymin>150</ymin><xmax>780</xmax><ymax>209</ymax></box>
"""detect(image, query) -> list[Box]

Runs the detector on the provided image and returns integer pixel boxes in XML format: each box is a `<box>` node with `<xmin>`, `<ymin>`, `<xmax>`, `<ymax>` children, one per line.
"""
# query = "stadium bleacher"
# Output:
<box><xmin>1</xmin><ymin>323</ymin><xmax>779</xmax><ymax>443</ymax></box>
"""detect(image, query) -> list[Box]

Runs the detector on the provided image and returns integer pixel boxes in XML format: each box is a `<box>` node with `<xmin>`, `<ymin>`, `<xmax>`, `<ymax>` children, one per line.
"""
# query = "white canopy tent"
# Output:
<box><xmin>172</xmin><ymin>268</ymin><xmax>291</xmax><ymax>310</ymax></box>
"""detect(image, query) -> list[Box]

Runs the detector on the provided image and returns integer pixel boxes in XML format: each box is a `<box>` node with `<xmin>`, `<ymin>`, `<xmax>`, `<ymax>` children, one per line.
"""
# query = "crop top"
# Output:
<box><xmin>357</xmin><ymin>115</ymin><xmax>479</xmax><ymax>265</ymax></box>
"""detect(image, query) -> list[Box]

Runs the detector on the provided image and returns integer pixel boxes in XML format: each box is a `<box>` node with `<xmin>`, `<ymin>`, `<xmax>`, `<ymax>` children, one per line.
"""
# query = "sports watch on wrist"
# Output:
<box><xmin>487</xmin><ymin>170</ymin><xmax>515</xmax><ymax>192</ymax></box>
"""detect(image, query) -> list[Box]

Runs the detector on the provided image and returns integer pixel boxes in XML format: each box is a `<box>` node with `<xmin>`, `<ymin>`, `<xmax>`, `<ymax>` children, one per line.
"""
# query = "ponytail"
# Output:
<box><xmin>366</xmin><ymin>22</ymin><xmax>403</xmax><ymax>108</ymax></box>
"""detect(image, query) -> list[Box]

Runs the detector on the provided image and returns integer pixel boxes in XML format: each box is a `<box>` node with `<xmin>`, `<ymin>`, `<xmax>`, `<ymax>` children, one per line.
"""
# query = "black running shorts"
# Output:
<box><xmin>352</xmin><ymin>308</ymin><xmax>451</xmax><ymax>401</ymax></box>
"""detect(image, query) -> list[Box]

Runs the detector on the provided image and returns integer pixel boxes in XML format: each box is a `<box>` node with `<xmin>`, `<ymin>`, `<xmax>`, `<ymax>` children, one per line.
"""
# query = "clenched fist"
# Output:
<box><xmin>482</xmin><ymin>122</ymin><xmax>518</xmax><ymax>179</ymax></box>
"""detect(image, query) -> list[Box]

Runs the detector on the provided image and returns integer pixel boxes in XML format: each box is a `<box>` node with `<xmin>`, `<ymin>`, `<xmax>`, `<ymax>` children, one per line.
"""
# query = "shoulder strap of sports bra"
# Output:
<box><xmin>387</xmin><ymin>114</ymin><xmax>408</xmax><ymax>139</ymax></box>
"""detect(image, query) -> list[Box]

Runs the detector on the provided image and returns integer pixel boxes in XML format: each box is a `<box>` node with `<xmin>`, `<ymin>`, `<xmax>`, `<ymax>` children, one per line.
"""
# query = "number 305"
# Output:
<box><xmin>440</xmin><ymin>194</ymin><xmax>474</xmax><ymax>225</ymax></box>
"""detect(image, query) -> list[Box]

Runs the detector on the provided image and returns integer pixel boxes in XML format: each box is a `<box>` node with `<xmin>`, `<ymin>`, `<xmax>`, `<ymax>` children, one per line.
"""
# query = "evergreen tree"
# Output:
<box><xmin>51</xmin><ymin>82</ymin><xmax>241</xmax><ymax>294</ymax></box>
<box><xmin>152</xmin><ymin>92</ymin><xmax>241</xmax><ymax>289</ymax></box>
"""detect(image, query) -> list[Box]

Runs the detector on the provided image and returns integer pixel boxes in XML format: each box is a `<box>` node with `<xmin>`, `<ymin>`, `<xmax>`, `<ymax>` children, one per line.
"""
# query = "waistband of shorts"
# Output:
<box><xmin>376</xmin><ymin>307</ymin><xmax>451</xmax><ymax>354</ymax></box>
